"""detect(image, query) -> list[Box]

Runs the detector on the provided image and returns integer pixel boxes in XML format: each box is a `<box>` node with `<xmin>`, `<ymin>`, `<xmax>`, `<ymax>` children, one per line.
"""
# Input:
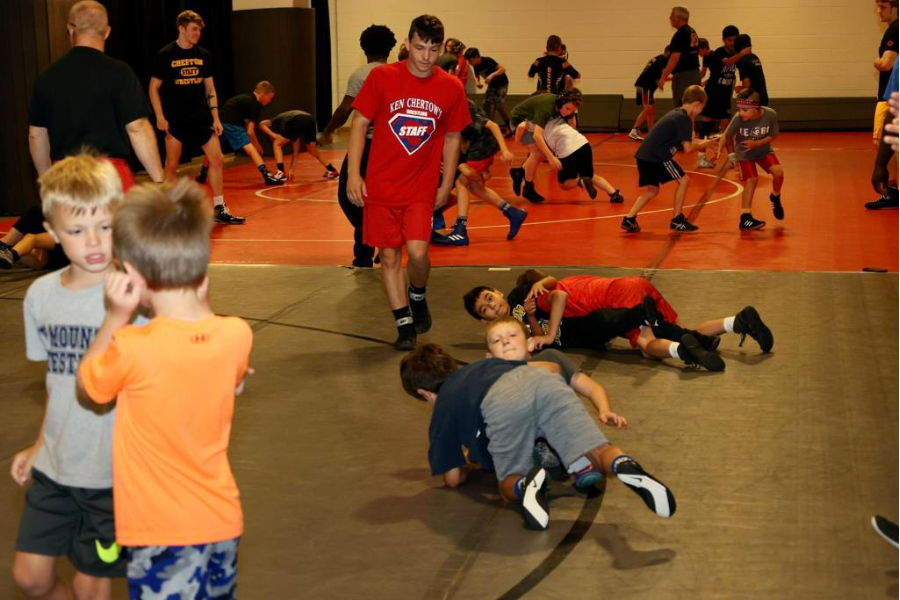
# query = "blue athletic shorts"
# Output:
<box><xmin>221</xmin><ymin>123</ymin><xmax>251</xmax><ymax>150</ymax></box>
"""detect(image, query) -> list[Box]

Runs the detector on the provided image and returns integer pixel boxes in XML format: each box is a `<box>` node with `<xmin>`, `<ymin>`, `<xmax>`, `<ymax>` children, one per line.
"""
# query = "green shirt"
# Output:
<box><xmin>511</xmin><ymin>93</ymin><xmax>556</xmax><ymax>127</ymax></box>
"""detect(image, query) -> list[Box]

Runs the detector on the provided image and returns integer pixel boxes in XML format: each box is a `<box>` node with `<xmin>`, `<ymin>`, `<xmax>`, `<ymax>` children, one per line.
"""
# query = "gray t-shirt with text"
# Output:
<box><xmin>725</xmin><ymin>106</ymin><xmax>779</xmax><ymax>161</ymax></box>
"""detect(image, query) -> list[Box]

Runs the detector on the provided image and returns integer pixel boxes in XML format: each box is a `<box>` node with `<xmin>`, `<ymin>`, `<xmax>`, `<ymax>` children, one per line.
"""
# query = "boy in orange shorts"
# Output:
<box><xmin>717</xmin><ymin>88</ymin><xmax>784</xmax><ymax>230</ymax></box>
<box><xmin>78</xmin><ymin>180</ymin><xmax>253</xmax><ymax>598</ymax></box>
<box><xmin>346</xmin><ymin>15</ymin><xmax>470</xmax><ymax>350</ymax></box>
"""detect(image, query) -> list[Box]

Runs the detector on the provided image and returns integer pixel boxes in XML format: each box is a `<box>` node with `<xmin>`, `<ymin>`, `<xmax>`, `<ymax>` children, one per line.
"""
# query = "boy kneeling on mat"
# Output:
<box><xmin>400</xmin><ymin>319</ymin><xmax>676</xmax><ymax>530</ymax></box>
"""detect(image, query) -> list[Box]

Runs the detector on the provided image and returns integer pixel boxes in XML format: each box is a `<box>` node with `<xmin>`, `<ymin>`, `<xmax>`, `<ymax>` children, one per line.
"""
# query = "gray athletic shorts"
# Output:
<box><xmin>672</xmin><ymin>69</ymin><xmax>701</xmax><ymax>107</ymax></box>
<box><xmin>481</xmin><ymin>366</ymin><xmax>608</xmax><ymax>480</ymax></box>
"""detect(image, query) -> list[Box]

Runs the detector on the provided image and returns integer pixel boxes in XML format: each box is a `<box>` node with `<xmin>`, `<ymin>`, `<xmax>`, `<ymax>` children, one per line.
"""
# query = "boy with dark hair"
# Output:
<box><xmin>464</xmin><ymin>47</ymin><xmax>513</xmax><ymax>136</ymax></box>
<box><xmin>432</xmin><ymin>99</ymin><xmax>526</xmax><ymax>246</ymax></box>
<box><xmin>78</xmin><ymin>179</ymin><xmax>253</xmax><ymax>598</ymax></box>
<box><xmin>697</xmin><ymin>38</ymin><xmax>711</xmax><ymax>81</ymax></box>
<box><xmin>149</xmin><ymin>10</ymin><xmax>244</xmax><ymax>225</ymax></box>
<box><xmin>622</xmin><ymin>85</ymin><xmax>717</xmax><ymax>233</ymax></box>
<box><xmin>322</xmin><ymin>24</ymin><xmax>397</xmax><ymax>268</ymax></box>
<box><xmin>259</xmin><ymin>110</ymin><xmax>339</xmax><ymax>181</ymax></box>
<box><xmin>734</xmin><ymin>34</ymin><xmax>769</xmax><ymax>106</ymax></box>
<box><xmin>696</xmin><ymin>25</ymin><xmax>743</xmax><ymax>168</ymax></box>
<box><xmin>11</xmin><ymin>155</ymin><xmax>127</xmax><ymax>600</ymax></box>
<box><xmin>629</xmin><ymin>46</ymin><xmax>670</xmax><ymax>141</ymax></box>
<box><xmin>400</xmin><ymin>335</ymin><xmax>677</xmax><ymax>530</ymax></box>
<box><xmin>717</xmin><ymin>89</ymin><xmax>784</xmax><ymax>229</ymax></box>
<box><xmin>196</xmin><ymin>80</ymin><xmax>283</xmax><ymax>186</ymax></box>
<box><xmin>528</xmin><ymin>35</ymin><xmax>580</xmax><ymax>94</ymax></box>
<box><xmin>346</xmin><ymin>15</ymin><xmax>470</xmax><ymax>350</ymax></box>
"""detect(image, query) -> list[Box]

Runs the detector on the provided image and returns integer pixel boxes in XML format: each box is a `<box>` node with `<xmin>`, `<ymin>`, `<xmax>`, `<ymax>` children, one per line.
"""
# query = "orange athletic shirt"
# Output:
<box><xmin>80</xmin><ymin>315</ymin><xmax>253</xmax><ymax>546</ymax></box>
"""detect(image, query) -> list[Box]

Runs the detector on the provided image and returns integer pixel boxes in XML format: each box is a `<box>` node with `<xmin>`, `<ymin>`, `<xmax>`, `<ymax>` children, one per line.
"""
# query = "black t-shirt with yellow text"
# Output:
<box><xmin>151</xmin><ymin>42</ymin><xmax>213</xmax><ymax>126</ymax></box>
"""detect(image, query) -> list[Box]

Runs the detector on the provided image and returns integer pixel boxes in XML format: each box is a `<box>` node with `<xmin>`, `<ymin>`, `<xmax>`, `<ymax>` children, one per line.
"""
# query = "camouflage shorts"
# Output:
<box><xmin>127</xmin><ymin>538</ymin><xmax>239</xmax><ymax>599</ymax></box>
<box><xmin>483</xmin><ymin>85</ymin><xmax>508</xmax><ymax>107</ymax></box>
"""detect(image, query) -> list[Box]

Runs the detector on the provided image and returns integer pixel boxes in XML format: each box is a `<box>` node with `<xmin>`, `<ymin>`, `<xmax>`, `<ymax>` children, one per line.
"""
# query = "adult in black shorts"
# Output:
<box><xmin>149</xmin><ymin>10</ymin><xmax>244</xmax><ymax>224</ymax></box>
<box><xmin>657</xmin><ymin>6</ymin><xmax>701</xmax><ymax>108</ymax></box>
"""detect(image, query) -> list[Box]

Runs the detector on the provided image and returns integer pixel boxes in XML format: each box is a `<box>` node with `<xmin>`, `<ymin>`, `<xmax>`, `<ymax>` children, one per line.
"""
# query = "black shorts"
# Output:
<box><xmin>695</xmin><ymin>117</ymin><xmax>720</xmax><ymax>138</ymax></box>
<box><xmin>167</xmin><ymin>122</ymin><xmax>215</xmax><ymax>149</ymax></box>
<box><xmin>13</xmin><ymin>206</ymin><xmax>46</xmax><ymax>235</ymax></box>
<box><xmin>15</xmin><ymin>469</ymin><xmax>125</xmax><ymax>578</ymax></box>
<box><xmin>637</xmin><ymin>158</ymin><xmax>685</xmax><ymax>188</ymax></box>
<box><xmin>701</xmin><ymin>91</ymin><xmax>733</xmax><ymax>120</ymax></box>
<box><xmin>635</xmin><ymin>87</ymin><xmax>656</xmax><ymax>106</ymax></box>
<box><xmin>557</xmin><ymin>144</ymin><xmax>594</xmax><ymax>183</ymax></box>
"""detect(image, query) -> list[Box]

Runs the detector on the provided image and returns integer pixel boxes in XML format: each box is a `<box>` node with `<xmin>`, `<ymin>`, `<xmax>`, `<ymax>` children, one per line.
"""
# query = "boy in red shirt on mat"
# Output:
<box><xmin>347</xmin><ymin>14</ymin><xmax>471</xmax><ymax>350</ymax></box>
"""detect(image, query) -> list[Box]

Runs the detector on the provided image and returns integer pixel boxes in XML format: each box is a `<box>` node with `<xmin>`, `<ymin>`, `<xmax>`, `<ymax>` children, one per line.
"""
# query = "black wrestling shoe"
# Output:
<box><xmin>739</xmin><ymin>214</ymin><xmax>766</xmax><ymax>230</ymax></box>
<box><xmin>521</xmin><ymin>467</ymin><xmax>550</xmax><ymax>530</ymax></box>
<box><xmin>692</xmin><ymin>331</ymin><xmax>721</xmax><ymax>352</ymax></box>
<box><xmin>640</xmin><ymin>295</ymin><xmax>663</xmax><ymax>327</ymax></box>
<box><xmin>872</xmin><ymin>515</ymin><xmax>899</xmax><ymax>548</ymax></box>
<box><xmin>214</xmin><ymin>204</ymin><xmax>246</xmax><ymax>225</ymax></box>
<box><xmin>410</xmin><ymin>300</ymin><xmax>432</xmax><ymax>334</ymax></box>
<box><xmin>621</xmin><ymin>216</ymin><xmax>641</xmax><ymax>233</ymax></box>
<box><xmin>510</xmin><ymin>167</ymin><xmax>525</xmax><ymax>197</ymax></box>
<box><xmin>263</xmin><ymin>172</ymin><xmax>285</xmax><ymax>186</ymax></box>
<box><xmin>614</xmin><ymin>458</ymin><xmax>676</xmax><ymax>518</ymax></box>
<box><xmin>609</xmin><ymin>189</ymin><xmax>625</xmax><ymax>204</ymax></box>
<box><xmin>393</xmin><ymin>326</ymin><xmax>417</xmax><ymax>351</ymax></box>
<box><xmin>865</xmin><ymin>194</ymin><xmax>899</xmax><ymax>210</ymax></box>
<box><xmin>770</xmin><ymin>194</ymin><xmax>784</xmax><ymax>220</ymax></box>
<box><xmin>670</xmin><ymin>213</ymin><xmax>699</xmax><ymax>232</ymax></box>
<box><xmin>522</xmin><ymin>182</ymin><xmax>545</xmax><ymax>204</ymax></box>
<box><xmin>581</xmin><ymin>176</ymin><xmax>598</xmax><ymax>199</ymax></box>
<box><xmin>677</xmin><ymin>334</ymin><xmax>725</xmax><ymax>372</ymax></box>
<box><xmin>733</xmin><ymin>306</ymin><xmax>773</xmax><ymax>353</ymax></box>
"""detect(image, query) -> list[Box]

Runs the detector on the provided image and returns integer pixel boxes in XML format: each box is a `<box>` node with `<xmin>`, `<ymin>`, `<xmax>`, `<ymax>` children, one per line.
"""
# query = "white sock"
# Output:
<box><xmin>668</xmin><ymin>342</ymin><xmax>681</xmax><ymax>359</ymax></box>
<box><xmin>723</xmin><ymin>316</ymin><xmax>736</xmax><ymax>333</ymax></box>
<box><xmin>213</xmin><ymin>195</ymin><xmax>224</xmax><ymax>207</ymax></box>
<box><xmin>567</xmin><ymin>456</ymin><xmax>592</xmax><ymax>474</ymax></box>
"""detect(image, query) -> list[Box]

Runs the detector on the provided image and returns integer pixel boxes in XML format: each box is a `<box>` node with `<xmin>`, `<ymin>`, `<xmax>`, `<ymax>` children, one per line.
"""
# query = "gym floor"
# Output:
<box><xmin>1</xmin><ymin>132</ymin><xmax>897</xmax><ymax>598</ymax></box>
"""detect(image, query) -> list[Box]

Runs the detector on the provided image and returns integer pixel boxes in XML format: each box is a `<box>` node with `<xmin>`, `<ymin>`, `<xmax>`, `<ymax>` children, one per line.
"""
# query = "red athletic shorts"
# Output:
<box><xmin>606</xmin><ymin>278</ymin><xmax>678</xmax><ymax>348</ymax></box>
<box><xmin>465</xmin><ymin>156</ymin><xmax>494</xmax><ymax>176</ymax></box>
<box><xmin>363</xmin><ymin>201</ymin><xmax>433</xmax><ymax>247</ymax></box>
<box><xmin>738</xmin><ymin>154</ymin><xmax>780</xmax><ymax>182</ymax></box>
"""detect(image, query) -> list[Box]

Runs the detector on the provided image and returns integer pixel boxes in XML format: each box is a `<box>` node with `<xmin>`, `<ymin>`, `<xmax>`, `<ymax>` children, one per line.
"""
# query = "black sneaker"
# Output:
<box><xmin>522</xmin><ymin>183</ymin><xmax>545</xmax><ymax>204</ymax></box>
<box><xmin>510</xmin><ymin>167</ymin><xmax>525</xmax><ymax>197</ymax></box>
<box><xmin>733</xmin><ymin>306</ymin><xmax>773</xmax><ymax>352</ymax></box>
<box><xmin>393</xmin><ymin>326</ymin><xmax>417</xmax><ymax>351</ymax></box>
<box><xmin>670</xmin><ymin>214</ymin><xmax>699</xmax><ymax>232</ymax></box>
<box><xmin>581</xmin><ymin>176</ymin><xmax>597</xmax><ymax>199</ymax></box>
<box><xmin>676</xmin><ymin>334</ymin><xmax>725</xmax><ymax>372</ymax></box>
<box><xmin>739</xmin><ymin>214</ymin><xmax>766</xmax><ymax>230</ymax></box>
<box><xmin>351</xmin><ymin>257</ymin><xmax>374</xmax><ymax>268</ymax></box>
<box><xmin>609</xmin><ymin>189</ymin><xmax>625</xmax><ymax>204</ymax></box>
<box><xmin>621</xmin><ymin>216</ymin><xmax>641</xmax><ymax>233</ymax></box>
<box><xmin>865</xmin><ymin>195</ymin><xmax>899</xmax><ymax>210</ymax></box>
<box><xmin>410</xmin><ymin>300</ymin><xmax>432</xmax><ymax>334</ymax></box>
<box><xmin>614</xmin><ymin>459</ymin><xmax>676</xmax><ymax>518</ymax></box>
<box><xmin>263</xmin><ymin>172</ymin><xmax>285</xmax><ymax>186</ymax></box>
<box><xmin>691</xmin><ymin>330</ymin><xmax>721</xmax><ymax>352</ymax></box>
<box><xmin>0</xmin><ymin>245</ymin><xmax>16</xmax><ymax>269</ymax></box>
<box><xmin>214</xmin><ymin>205</ymin><xmax>246</xmax><ymax>225</ymax></box>
<box><xmin>770</xmin><ymin>194</ymin><xmax>784</xmax><ymax>220</ymax></box>
<box><xmin>871</xmin><ymin>515</ymin><xmax>899</xmax><ymax>549</ymax></box>
<box><xmin>640</xmin><ymin>295</ymin><xmax>663</xmax><ymax>326</ymax></box>
<box><xmin>521</xmin><ymin>467</ymin><xmax>550</xmax><ymax>530</ymax></box>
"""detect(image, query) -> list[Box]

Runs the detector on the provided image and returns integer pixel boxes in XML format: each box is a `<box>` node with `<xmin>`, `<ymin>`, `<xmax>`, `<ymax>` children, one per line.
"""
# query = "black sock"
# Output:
<box><xmin>408</xmin><ymin>285</ymin><xmax>426</xmax><ymax>304</ymax></box>
<box><xmin>455</xmin><ymin>216</ymin><xmax>468</xmax><ymax>227</ymax></box>
<box><xmin>277</xmin><ymin>162</ymin><xmax>285</xmax><ymax>172</ymax></box>
<box><xmin>770</xmin><ymin>192</ymin><xmax>780</xmax><ymax>198</ymax></box>
<box><xmin>393</xmin><ymin>306</ymin><xmax>414</xmax><ymax>330</ymax></box>
<box><xmin>11</xmin><ymin>248</ymin><xmax>20</xmax><ymax>262</ymax></box>
<box><xmin>257</xmin><ymin>164</ymin><xmax>268</xmax><ymax>176</ymax></box>
<box><xmin>499</xmin><ymin>201</ymin><xmax>511</xmax><ymax>213</ymax></box>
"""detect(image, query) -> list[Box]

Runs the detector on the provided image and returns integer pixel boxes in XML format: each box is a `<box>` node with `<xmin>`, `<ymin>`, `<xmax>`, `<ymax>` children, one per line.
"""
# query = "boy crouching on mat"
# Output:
<box><xmin>77</xmin><ymin>180</ymin><xmax>253</xmax><ymax>598</ymax></box>
<box><xmin>622</xmin><ymin>85</ymin><xmax>717</xmax><ymax>233</ymax></box>
<box><xmin>432</xmin><ymin>99</ymin><xmax>527</xmax><ymax>246</ymax></box>
<box><xmin>717</xmin><ymin>88</ymin><xmax>784</xmax><ymax>230</ymax></box>
<box><xmin>11</xmin><ymin>156</ymin><xmax>127</xmax><ymax>600</ymax></box>
<box><xmin>400</xmin><ymin>323</ymin><xmax>676</xmax><ymax>530</ymax></box>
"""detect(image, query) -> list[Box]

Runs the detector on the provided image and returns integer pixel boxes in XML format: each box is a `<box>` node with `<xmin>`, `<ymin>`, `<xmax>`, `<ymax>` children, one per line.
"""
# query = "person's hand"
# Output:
<box><xmin>235</xmin><ymin>367</ymin><xmax>254</xmax><ymax>396</ymax></box>
<box><xmin>10</xmin><ymin>445</ymin><xmax>38</xmax><ymax>486</ymax></box>
<box><xmin>501</xmin><ymin>150</ymin><xmax>514</xmax><ymax>163</ymax></box>
<box><xmin>872</xmin><ymin>163</ymin><xmax>889</xmax><ymax>195</ymax></box>
<box><xmin>889</xmin><ymin>92</ymin><xmax>899</xmax><ymax>117</ymax></box>
<box><xmin>741</xmin><ymin>139</ymin><xmax>761</xmax><ymax>151</ymax></box>
<box><xmin>156</xmin><ymin>116</ymin><xmax>169</xmax><ymax>132</ymax></box>
<box><xmin>599</xmin><ymin>410</ymin><xmax>628</xmax><ymax>429</ymax></box>
<box><xmin>524</xmin><ymin>296</ymin><xmax>537</xmax><ymax>316</ymax></box>
<box><xmin>104</xmin><ymin>266</ymin><xmax>143</xmax><ymax>321</ymax></box>
<box><xmin>657</xmin><ymin>80</ymin><xmax>665</xmax><ymax>91</ymax></box>
<box><xmin>532</xmin><ymin>334</ymin><xmax>553</xmax><ymax>350</ymax></box>
<box><xmin>549</xmin><ymin>156</ymin><xmax>562</xmax><ymax>171</ymax></box>
<box><xmin>485</xmin><ymin>75</ymin><xmax>493</xmax><ymax>85</ymax></box>
<box><xmin>347</xmin><ymin>173</ymin><xmax>367</xmax><ymax>207</ymax></box>
<box><xmin>213</xmin><ymin>119</ymin><xmax>223</xmax><ymax>137</ymax></box>
<box><xmin>527</xmin><ymin>281</ymin><xmax>550</xmax><ymax>299</ymax></box>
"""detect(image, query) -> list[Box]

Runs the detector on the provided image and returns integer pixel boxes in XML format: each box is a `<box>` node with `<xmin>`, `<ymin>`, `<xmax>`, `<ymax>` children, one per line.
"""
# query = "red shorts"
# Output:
<box><xmin>465</xmin><ymin>156</ymin><xmax>494</xmax><ymax>176</ymax></box>
<box><xmin>738</xmin><ymin>154</ymin><xmax>780</xmax><ymax>181</ymax></box>
<box><xmin>603</xmin><ymin>278</ymin><xmax>678</xmax><ymax>348</ymax></box>
<box><xmin>363</xmin><ymin>202</ymin><xmax>433</xmax><ymax>247</ymax></box>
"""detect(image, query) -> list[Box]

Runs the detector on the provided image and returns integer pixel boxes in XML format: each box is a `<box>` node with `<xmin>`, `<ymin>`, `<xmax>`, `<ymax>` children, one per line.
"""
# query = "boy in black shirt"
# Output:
<box><xmin>629</xmin><ymin>46</ymin><xmax>670</xmax><ymax>140</ymax></box>
<box><xmin>400</xmin><ymin>329</ymin><xmax>676</xmax><ymax>530</ymax></box>
<box><xmin>258</xmin><ymin>111</ymin><xmax>338</xmax><ymax>182</ymax></box>
<box><xmin>196</xmin><ymin>81</ymin><xmax>283</xmax><ymax>186</ymax></box>
<box><xmin>464</xmin><ymin>48</ymin><xmax>512</xmax><ymax>136</ymax></box>
<box><xmin>622</xmin><ymin>85</ymin><xmax>717</xmax><ymax>233</ymax></box>
<box><xmin>696</xmin><ymin>25</ymin><xmax>743</xmax><ymax>168</ymax></box>
<box><xmin>734</xmin><ymin>34</ymin><xmax>769</xmax><ymax>106</ymax></box>
<box><xmin>528</xmin><ymin>35</ymin><xmax>580</xmax><ymax>94</ymax></box>
<box><xmin>149</xmin><ymin>10</ymin><xmax>244</xmax><ymax>224</ymax></box>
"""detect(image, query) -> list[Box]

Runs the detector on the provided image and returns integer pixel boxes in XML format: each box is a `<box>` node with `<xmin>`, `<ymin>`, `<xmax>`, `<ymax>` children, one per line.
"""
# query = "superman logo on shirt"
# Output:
<box><xmin>388</xmin><ymin>114</ymin><xmax>436</xmax><ymax>155</ymax></box>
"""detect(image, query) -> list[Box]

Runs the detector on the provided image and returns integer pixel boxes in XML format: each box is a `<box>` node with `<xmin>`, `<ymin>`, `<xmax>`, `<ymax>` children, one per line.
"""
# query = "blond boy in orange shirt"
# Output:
<box><xmin>78</xmin><ymin>179</ymin><xmax>253</xmax><ymax>598</ymax></box>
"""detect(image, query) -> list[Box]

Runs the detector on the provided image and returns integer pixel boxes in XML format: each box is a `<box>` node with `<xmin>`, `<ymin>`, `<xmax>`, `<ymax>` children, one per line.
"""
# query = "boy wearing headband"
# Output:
<box><xmin>717</xmin><ymin>88</ymin><xmax>784</xmax><ymax>230</ymax></box>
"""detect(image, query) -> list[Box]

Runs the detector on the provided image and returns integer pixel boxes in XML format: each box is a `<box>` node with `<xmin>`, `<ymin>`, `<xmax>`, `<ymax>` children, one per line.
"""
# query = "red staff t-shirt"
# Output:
<box><xmin>352</xmin><ymin>61</ymin><xmax>471</xmax><ymax>206</ymax></box>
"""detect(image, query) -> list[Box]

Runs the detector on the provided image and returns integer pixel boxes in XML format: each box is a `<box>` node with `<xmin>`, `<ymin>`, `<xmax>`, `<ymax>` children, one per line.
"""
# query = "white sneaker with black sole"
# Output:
<box><xmin>614</xmin><ymin>459</ymin><xmax>676</xmax><ymax>518</ymax></box>
<box><xmin>521</xmin><ymin>467</ymin><xmax>550</xmax><ymax>530</ymax></box>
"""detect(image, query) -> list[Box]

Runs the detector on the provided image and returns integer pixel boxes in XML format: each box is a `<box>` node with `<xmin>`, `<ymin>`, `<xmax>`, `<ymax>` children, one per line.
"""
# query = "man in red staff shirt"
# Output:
<box><xmin>346</xmin><ymin>14</ymin><xmax>471</xmax><ymax>350</ymax></box>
